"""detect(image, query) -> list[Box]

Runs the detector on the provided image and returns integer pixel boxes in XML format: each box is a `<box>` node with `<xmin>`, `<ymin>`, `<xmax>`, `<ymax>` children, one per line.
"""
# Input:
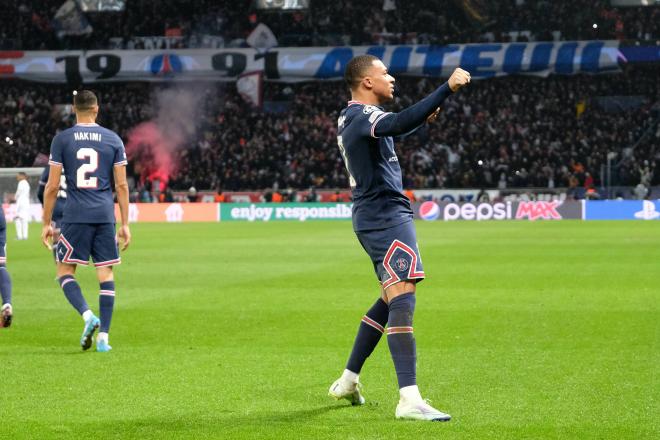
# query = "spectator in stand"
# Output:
<box><xmin>2</xmin><ymin>0</ymin><xmax>658</xmax><ymax>51</ymax></box>
<box><xmin>404</xmin><ymin>189</ymin><xmax>416</xmax><ymax>203</ymax></box>
<box><xmin>305</xmin><ymin>187</ymin><xmax>318</xmax><ymax>202</ymax></box>
<box><xmin>0</xmin><ymin>65</ymin><xmax>657</xmax><ymax>197</ymax></box>
<box><xmin>214</xmin><ymin>188</ymin><xmax>226</xmax><ymax>203</ymax></box>
<box><xmin>187</xmin><ymin>186</ymin><xmax>198</xmax><ymax>202</ymax></box>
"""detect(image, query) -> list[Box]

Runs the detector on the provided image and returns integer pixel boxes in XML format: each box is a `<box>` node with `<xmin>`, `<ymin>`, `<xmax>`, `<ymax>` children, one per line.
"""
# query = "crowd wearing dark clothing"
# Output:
<box><xmin>1</xmin><ymin>0</ymin><xmax>658</xmax><ymax>50</ymax></box>
<box><xmin>1</xmin><ymin>65</ymin><xmax>657</xmax><ymax>194</ymax></box>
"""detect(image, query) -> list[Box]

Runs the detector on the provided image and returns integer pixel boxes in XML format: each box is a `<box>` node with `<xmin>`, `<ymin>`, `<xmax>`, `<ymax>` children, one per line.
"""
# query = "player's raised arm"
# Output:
<box><xmin>113</xmin><ymin>163</ymin><xmax>131</xmax><ymax>251</ymax></box>
<box><xmin>41</xmin><ymin>164</ymin><xmax>62</xmax><ymax>248</ymax></box>
<box><xmin>372</xmin><ymin>68</ymin><xmax>470</xmax><ymax>138</ymax></box>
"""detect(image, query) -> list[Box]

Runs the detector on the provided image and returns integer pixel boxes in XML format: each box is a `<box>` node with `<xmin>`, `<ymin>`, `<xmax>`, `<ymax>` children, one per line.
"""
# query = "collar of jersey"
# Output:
<box><xmin>76</xmin><ymin>123</ymin><xmax>99</xmax><ymax>126</ymax></box>
<box><xmin>347</xmin><ymin>100</ymin><xmax>383</xmax><ymax>109</ymax></box>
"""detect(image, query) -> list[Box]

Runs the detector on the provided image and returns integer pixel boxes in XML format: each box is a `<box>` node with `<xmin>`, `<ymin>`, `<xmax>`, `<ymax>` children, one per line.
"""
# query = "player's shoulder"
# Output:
<box><xmin>346</xmin><ymin>102</ymin><xmax>385</xmax><ymax>119</ymax></box>
<box><xmin>96</xmin><ymin>125</ymin><xmax>123</xmax><ymax>144</ymax></box>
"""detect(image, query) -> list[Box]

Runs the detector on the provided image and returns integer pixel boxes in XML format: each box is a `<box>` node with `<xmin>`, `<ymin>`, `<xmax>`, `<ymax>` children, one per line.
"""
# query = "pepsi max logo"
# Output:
<box><xmin>150</xmin><ymin>54</ymin><xmax>183</xmax><ymax>75</ymax></box>
<box><xmin>419</xmin><ymin>201</ymin><xmax>440</xmax><ymax>221</ymax></box>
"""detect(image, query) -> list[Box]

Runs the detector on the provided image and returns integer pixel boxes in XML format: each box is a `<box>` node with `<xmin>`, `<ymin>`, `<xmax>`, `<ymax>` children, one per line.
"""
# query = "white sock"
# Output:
<box><xmin>399</xmin><ymin>385</ymin><xmax>423</xmax><ymax>403</ymax></box>
<box><xmin>340</xmin><ymin>369</ymin><xmax>359</xmax><ymax>385</ymax></box>
<box><xmin>22</xmin><ymin>220</ymin><xmax>28</xmax><ymax>239</ymax></box>
<box><xmin>97</xmin><ymin>332</ymin><xmax>108</xmax><ymax>343</ymax></box>
<box><xmin>2</xmin><ymin>303</ymin><xmax>10</xmax><ymax>310</ymax></box>
<box><xmin>82</xmin><ymin>310</ymin><xmax>93</xmax><ymax>321</ymax></box>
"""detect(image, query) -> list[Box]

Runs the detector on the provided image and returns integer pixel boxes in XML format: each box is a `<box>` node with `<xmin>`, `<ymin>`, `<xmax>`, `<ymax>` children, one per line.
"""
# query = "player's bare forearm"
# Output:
<box><xmin>113</xmin><ymin>164</ymin><xmax>131</xmax><ymax>250</ymax></box>
<box><xmin>42</xmin><ymin>165</ymin><xmax>62</xmax><ymax>225</ymax></box>
<box><xmin>113</xmin><ymin>166</ymin><xmax>129</xmax><ymax>226</ymax></box>
<box><xmin>41</xmin><ymin>170</ymin><xmax>60</xmax><ymax>248</ymax></box>
<box><xmin>116</xmin><ymin>184</ymin><xmax>129</xmax><ymax>226</ymax></box>
<box><xmin>42</xmin><ymin>186</ymin><xmax>57</xmax><ymax>225</ymax></box>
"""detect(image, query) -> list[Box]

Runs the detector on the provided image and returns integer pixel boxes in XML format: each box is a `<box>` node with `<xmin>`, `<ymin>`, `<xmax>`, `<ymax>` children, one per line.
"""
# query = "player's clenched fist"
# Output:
<box><xmin>448</xmin><ymin>68</ymin><xmax>471</xmax><ymax>92</ymax></box>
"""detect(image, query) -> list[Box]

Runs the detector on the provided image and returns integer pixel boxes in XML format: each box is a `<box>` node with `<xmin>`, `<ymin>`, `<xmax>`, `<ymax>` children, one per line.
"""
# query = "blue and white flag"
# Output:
<box><xmin>53</xmin><ymin>0</ymin><xmax>93</xmax><ymax>38</ymax></box>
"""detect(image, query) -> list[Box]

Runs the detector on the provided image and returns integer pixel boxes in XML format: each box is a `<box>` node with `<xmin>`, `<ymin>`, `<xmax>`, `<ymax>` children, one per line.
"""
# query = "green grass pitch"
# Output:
<box><xmin>1</xmin><ymin>221</ymin><xmax>658</xmax><ymax>439</ymax></box>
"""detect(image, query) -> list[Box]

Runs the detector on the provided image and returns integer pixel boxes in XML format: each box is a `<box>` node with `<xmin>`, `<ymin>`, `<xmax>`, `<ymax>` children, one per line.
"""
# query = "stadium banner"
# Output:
<box><xmin>0</xmin><ymin>41</ymin><xmax>632</xmax><ymax>83</ymax></box>
<box><xmin>412</xmin><ymin>188</ymin><xmax>498</xmax><ymax>202</ymax></box>
<box><xmin>116</xmin><ymin>203</ymin><xmax>218</xmax><ymax>222</ymax></box>
<box><xmin>414</xmin><ymin>200</ymin><xmax>584</xmax><ymax>221</ymax></box>
<box><xmin>219</xmin><ymin>203</ymin><xmax>353</xmax><ymax>222</ymax></box>
<box><xmin>584</xmin><ymin>200</ymin><xmax>660</xmax><ymax>220</ymax></box>
<box><xmin>2</xmin><ymin>203</ymin><xmax>43</xmax><ymax>223</ymax></box>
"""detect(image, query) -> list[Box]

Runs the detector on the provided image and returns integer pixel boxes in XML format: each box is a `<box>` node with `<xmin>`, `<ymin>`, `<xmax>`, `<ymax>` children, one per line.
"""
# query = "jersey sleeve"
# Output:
<box><xmin>48</xmin><ymin>135</ymin><xmax>63</xmax><ymax>166</ymax></box>
<box><xmin>113</xmin><ymin>135</ymin><xmax>128</xmax><ymax>166</ymax></box>
<box><xmin>351</xmin><ymin>105</ymin><xmax>394</xmax><ymax>139</ymax></box>
<box><xmin>372</xmin><ymin>82</ymin><xmax>453</xmax><ymax>138</ymax></box>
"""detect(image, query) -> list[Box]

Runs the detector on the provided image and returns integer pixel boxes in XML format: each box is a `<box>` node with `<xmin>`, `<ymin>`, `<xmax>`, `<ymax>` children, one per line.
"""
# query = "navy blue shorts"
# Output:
<box><xmin>57</xmin><ymin>223</ymin><xmax>120</xmax><ymax>267</ymax></box>
<box><xmin>355</xmin><ymin>221</ymin><xmax>425</xmax><ymax>289</ymax></box>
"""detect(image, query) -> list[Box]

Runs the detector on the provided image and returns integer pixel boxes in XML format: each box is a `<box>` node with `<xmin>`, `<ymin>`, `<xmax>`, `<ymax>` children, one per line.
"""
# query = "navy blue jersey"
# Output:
<box><xmin>38</xmin><ymin>166</ymin><xmax>68</xmax><ymax>203</ymax></box>
<box><xmin>337</xmin><ymin>102</ymin><xmax>413</xmax><ymax>231</ymax></box>
<box><xmin>48</xmin><ymin>123</ymin><xmax>127</xmax><ymax>224</ymax></box>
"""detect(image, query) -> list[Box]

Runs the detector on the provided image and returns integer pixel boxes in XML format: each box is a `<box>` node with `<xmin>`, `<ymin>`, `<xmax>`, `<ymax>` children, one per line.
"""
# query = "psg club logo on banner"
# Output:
<box><xmin>150</xmin><ymin>54</ymin><xmax>183</xmax><ymax>75</ymax></box>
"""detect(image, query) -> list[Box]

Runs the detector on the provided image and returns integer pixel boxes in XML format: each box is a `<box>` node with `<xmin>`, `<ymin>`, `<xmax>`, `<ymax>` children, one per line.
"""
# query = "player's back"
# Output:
<box><xmin>49</xmin><ymin>123</ymin><xmax>127</xmax><ymax>224</ymax></box>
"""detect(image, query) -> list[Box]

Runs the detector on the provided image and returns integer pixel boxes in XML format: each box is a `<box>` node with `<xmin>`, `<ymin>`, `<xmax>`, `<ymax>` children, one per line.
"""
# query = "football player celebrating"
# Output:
<box><xmin>329</xmin><ymin>55</ymin><xmax>470</xmax><ymax>421</ymax></box>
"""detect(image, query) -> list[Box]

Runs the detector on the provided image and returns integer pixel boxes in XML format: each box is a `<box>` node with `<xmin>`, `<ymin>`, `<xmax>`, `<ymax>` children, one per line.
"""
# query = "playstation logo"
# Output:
<box><xmin>634</xmin><ymin>200</ymin><xmax>660</xmax><ymax>220</ymax></box>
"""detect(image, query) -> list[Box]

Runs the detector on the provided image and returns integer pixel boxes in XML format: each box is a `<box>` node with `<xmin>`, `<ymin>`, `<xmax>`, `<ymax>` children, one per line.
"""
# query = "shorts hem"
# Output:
<box><xmin>94</xmin><ymin>258</ymin><xmax>121</xmax><ymax>267</ymax></box>
<box><xmin>60</xmin><ymin>259</ymin><xmax>89</xmax><ymax>266</ymax></box>
<box><xmin>382</xmin><ymin>274</ymin><xmax>425</xmax><ymax>289</ymax></box>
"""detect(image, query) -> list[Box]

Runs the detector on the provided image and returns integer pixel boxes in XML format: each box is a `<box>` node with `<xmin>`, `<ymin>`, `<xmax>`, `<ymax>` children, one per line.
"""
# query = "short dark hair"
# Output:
<box><xmin>73</xmin><ymin>90</ymin><xmax>98</xmax><ymax>111</ymax></box>
<box><xmin>344</xmin><ymin>55</ymin><xmax>380</xmax><ymax>90</ymax></box>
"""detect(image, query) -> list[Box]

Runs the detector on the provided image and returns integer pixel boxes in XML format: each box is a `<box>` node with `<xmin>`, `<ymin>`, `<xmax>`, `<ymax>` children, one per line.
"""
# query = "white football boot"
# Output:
<box><xmin>395</xmin><ymin>399</ymin><xmax>451</xmax><ymax>421</ymax></box>
<box><xmin>328</xmin><ymin>378</ymin><xmax>365</xmax><ymax>406</ymax></box>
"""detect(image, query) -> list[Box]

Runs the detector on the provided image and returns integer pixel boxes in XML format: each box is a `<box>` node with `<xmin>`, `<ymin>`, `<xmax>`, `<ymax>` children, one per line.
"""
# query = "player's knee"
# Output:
<box><xmin>384</xmin><ymin>280</ymin><xmax>417</xmax><ymax>302</ymax></box>
<box><xmin>96</xmin><ymin>266</ymin><xmax>114</xmax><ymax>283</ymax></box>
<box><xmin>56</xmin><ymin>263</ymin><xmax>76</xmax><ymax>278</ymax></box>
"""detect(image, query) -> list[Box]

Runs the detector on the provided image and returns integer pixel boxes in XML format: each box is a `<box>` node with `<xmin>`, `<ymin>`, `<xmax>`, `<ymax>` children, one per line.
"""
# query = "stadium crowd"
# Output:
<box><xmin>1</xmin><ymin>65</ymin><xmax>658</xmax><ymax>198</ymax></box>
<box><xmin>1</xmin><ymin>0</ymin><xmax>658</xmax><ymax>50</ymax></box>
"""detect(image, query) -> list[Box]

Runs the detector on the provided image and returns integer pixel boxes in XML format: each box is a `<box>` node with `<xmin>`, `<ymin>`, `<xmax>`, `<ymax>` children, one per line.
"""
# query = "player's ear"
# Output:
<box><xmin>362</xmin><ymin>76</ymin><xmax>373</xmax><ymax>90</ymax></box>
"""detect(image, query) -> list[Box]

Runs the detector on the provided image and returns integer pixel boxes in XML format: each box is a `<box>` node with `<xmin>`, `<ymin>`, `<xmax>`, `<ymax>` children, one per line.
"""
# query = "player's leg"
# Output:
<box><xmin>329</xmin><ymin>234</ymin><xmax>390</xmax><ymax>405</ymax></box>
<box><xmin>0</xmin><ymin>239</ymin><xmax>12</xmax><ymax>328</ymax></box>
<box><xmin>95</xmin><ymin>266</ymin><xmax>115</xmax><ymax>352</ymax></box>
<box><xmin>21</xmin><ymin>217</ymin><xmax>29</xmax><ymax>240</ymax></box>
<box><xmin>14</xmin><ymin>216</ymin><xmax>23</xmax><ymax>240</ymax></box>
<box><xmin>329</xmin><ymin>291</ymin><xmax>389</xmax><ymax>405</ymax></box>
<box><xmin>56</xmin><ymin>224</ymin><xmax>99</xmax><ymax>350</ymax></box>
<box><xmin>380</xmin><ymin>222</ymin><xmax>450</xmax><ymax>421</ymax></box>
<box><xmin>91</xmin><ymin>223</ymin><xmax>121</xmax><ymax>352</ymax></box>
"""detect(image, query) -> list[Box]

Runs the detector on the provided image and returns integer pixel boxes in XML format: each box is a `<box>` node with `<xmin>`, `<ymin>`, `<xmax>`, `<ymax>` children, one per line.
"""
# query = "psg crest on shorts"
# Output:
<box><xmin>394</xmin><ymin>257</ymin><xmax>409</xmax><ymax>272</ymax></box>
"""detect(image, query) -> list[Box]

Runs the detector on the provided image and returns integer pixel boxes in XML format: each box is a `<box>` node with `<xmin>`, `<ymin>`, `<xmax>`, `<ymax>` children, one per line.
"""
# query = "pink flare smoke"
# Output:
<box><xmin>125</xmin><ymin>121</ymin><xmax>176</xmax><ymax>192</ymax></box>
